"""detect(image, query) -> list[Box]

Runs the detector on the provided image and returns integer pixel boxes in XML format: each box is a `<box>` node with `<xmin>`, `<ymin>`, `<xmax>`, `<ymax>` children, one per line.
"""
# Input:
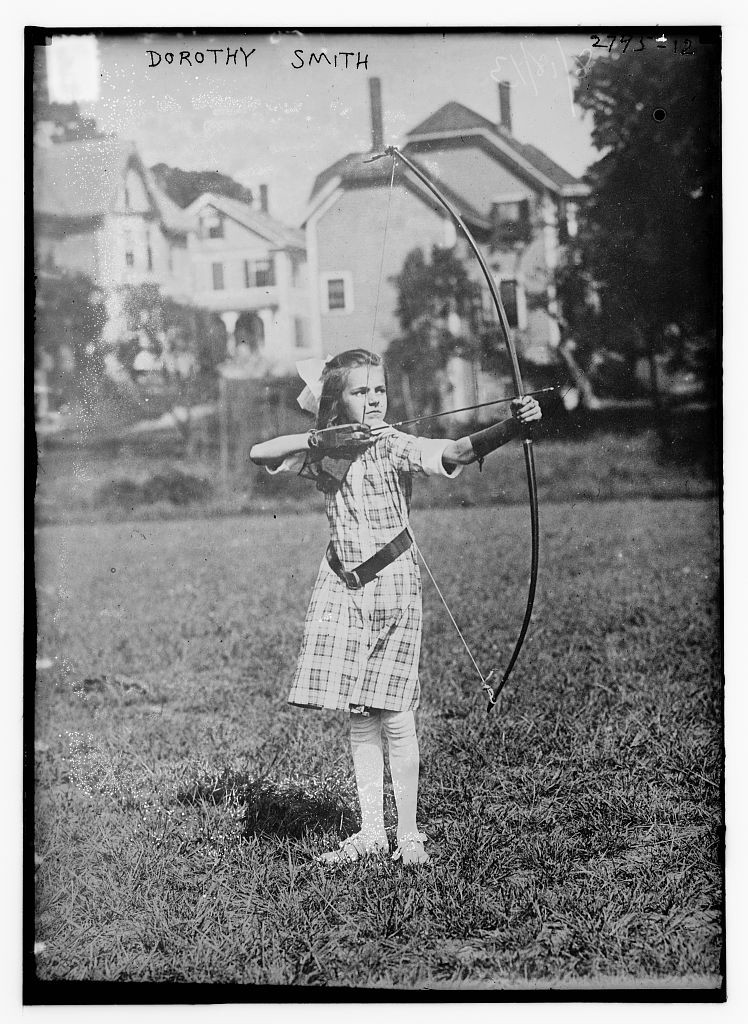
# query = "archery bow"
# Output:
<box><xmin>366</xmin><ymin>146</ymin><xmax>540</xmax><ymax>712</ymax></box>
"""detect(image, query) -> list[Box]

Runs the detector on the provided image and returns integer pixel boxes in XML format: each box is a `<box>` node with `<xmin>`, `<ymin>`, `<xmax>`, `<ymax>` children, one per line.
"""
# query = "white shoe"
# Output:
<box><xmin>316</xmin><ymin>831</ymin><xmax>389</xmax><ymax>865</ymax></box>
<box><xmin>392</xmin><ymin>831</ymin><xmax>430</xmax><ymax>865</ymax></box>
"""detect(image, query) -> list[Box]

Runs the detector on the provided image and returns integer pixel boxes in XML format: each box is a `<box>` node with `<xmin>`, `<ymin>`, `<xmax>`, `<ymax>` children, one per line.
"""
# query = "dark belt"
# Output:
<box><xmin>326</xmin><ymin>527</ymin><xmax>413</xmax><ymax>590</ymax></box>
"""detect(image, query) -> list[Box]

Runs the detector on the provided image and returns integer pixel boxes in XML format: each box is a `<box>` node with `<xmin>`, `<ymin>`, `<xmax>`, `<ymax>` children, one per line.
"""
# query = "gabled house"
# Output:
<box><xmin>185</xmin><ymin>191</ymin><xmax>310</xmax><ymax>376</ymax></box>
<box><xmin>34</xmin><ymin>136</ymin><xmax>194</xmax><ymax>300</ymax></box>
<box><xmin>303</xmin><ymin>78</ymin><xmax>589</xmax><ymax>406</ymax></box>
<box><xmin>403</xmin><ymin>85</ymin><xmax>588</xmax><ymax>363</ymax></box>
<box><xmin>34</xmin><ymin>135</ymin><xmax>312</xmax><ymax>379</ymax></box>
<box><xmin>34</xmin><ymin>135</ymin><xmax>195</xmax><ymax>354</ymax></box>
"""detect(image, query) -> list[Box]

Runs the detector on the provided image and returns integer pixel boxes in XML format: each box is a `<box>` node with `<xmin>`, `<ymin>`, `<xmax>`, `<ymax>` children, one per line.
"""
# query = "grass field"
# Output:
<box><xmin>33</xmin><ymin>498</ymin><xmax>723</xmax><ymax>990</ymax></box>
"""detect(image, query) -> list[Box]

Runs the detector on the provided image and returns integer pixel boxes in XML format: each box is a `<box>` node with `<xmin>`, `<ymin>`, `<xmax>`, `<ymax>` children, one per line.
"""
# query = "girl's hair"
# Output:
<box><xmin>315</xmin><ymin>349</ymin><xmax>385</xmax><ymax>430</ymax></box>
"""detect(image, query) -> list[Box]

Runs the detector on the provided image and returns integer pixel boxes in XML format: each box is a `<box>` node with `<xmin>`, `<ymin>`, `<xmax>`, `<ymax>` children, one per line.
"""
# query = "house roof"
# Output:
<box><xmin>33</xmin><ymin>137</ymin><xmax>194</xmax><ymax>234</ymax></box>
<box><xmin>143</xmin><ymin>172</ymin><xmax>196</xmax><ymax>234</ymax></box>
<box><xmin>309</xmin><ymin>150</ymin><xmax>397</xmax><ymax>204</ymax></box>
<box><xmin>306</xmin><ymin>150</ymin><xmax>491</xmax><ymax>230</ymax></box>
<box><xmin>306</xmin><ymin>98</ymin><xmax>586</xmax><ymax>227</ymax></box>
<box><xmin>405</xmin><ymin>101</ymin><xmax>584</xmax><ymax>193</ymax></box>
<box><xmin>407</xmin><ymin>101</ymin><xmax>498</xmax><ymax>139</ymax></box>
<box><xmin>34</xmin><ymin>137</ymin><xmax>131</xmax><ymax>219</ymax></box>
<box><xmin>187</xmin><ymin>193</ymin><xmax>305</xmax><ymax>250</ymax></box>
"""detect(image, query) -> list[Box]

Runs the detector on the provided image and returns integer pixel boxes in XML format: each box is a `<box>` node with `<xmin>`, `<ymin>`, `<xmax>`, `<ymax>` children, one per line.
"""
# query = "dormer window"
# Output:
<box><xmin>202</xmin><ymin>210</ymin><xmax>224</xmax><ymax>239</ymax></box>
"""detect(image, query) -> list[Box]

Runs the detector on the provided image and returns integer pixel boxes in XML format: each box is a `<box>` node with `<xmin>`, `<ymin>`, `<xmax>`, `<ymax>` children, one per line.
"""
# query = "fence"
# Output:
<box><xmin>217</xmin><ymin>375</ymin><xmax>312</xmax><ymax>492</ymax></box>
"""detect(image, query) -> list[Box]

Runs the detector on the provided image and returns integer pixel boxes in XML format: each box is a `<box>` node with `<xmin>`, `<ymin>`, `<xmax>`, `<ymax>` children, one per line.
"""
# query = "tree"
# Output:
<box><xmin>560</xmin><ymin>38</ymin><xmax>720</xmax><ymax>416</ymax></box>
<box><xmin>386</xmin><ymin>246</ymin><xmax>485</xmax><ymax>422</ymax></box>
<box><xmin>35</xmin><ymin>268</ymin><xmax>107</xmax><ymax>404</ymax></box>
<box><xmin>119</xmin><ymin>283</ymin><xmax>227</xmax><ymax>374</ymax></box>
<box><xmin>150</xmin><ymin>164</ymin><xmax>254</xmax><ymax>209</ymax></box>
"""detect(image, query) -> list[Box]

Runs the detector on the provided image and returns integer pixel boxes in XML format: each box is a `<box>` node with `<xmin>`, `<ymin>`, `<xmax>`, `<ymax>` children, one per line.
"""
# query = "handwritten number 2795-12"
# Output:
<box><xmin>590</xmin><ymin>35</ymin><xmax>694</xmax><ymax>54</ymax></box>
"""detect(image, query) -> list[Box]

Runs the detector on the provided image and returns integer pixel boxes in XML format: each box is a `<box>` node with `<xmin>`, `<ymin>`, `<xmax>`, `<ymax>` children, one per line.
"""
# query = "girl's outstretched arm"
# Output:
<box><xmin>441</xmin><ymin>396</ymin><xmax>542</xmax><ymax>467</ymax></box>
<box><xmin>249</xmin><ymin>433</ymin><xmax>311</xmax><ymax>466</ymax></box>
<box><xmin>250</xmin><ymin>424</ymin><xmax>375</xmax><ymax>465</ymax></box>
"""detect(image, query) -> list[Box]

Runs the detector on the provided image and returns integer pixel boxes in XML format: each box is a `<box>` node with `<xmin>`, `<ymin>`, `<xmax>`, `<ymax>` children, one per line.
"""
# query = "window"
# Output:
<box><xmin>500</xmin><ymin>280</ymin><xmax>518</xmax><ymax>327</ymax></box>
<box><xmin>498</xmin><ymin>279</ymin><xmax>527</xmax><ymax>330</ymax></box>
<box><xmin>244</xmin><ymin>258</ymin><xmax>275</xmax><ymax>289</ymax></box>
<box><xmin>502</xmin><ymin>202</ymin><xmax>521</xmax><ymax>223</ymax></box>
<box><xmin>490</xmin><ymin>199</ymin><xmax>532</xmax><ymax>245</ymax></box>
<box><xmin>290</xmin><ymin>255</ymin><xmax>306</xmax><ymax>287</ymax></box>
<box><xmin>492</xmin><ymin>199</ymin><xmax>529</xmax><ymax>224</ymax></box>
<box><xmin>212</xmin><ymin>262</ymin><xmax>224</xmax><ymax>290</ymax></box>
<box><xmin>123</xmin><ymin>229</ymin><xmax>134</xmax><ymax>268</ymax></box>
<box><xmin>565</xmin><ymin>201</ymin><xmax>579</xmax><ymax>240</ymax></box>
<box><xmin>255</xmin><ymin>260</ymin><xmax>273</xmax><ymax>287</ymax></box>
<box><xmin>321</xmin><ymin>272</ymin><xmax>354</xmax><ymax>314</ymax></box>
<box><xmin>327</xmin><ymin>279</ymin><xmax>346</xmax><ymax>310</ymax></box>
<box><xmin>294</xmin><ymin>317</ymin><xmax>310</xmax><ymax>348</ymax></box>
<box><xmin>203</xmin><ymin>211</ymin><xmax>224</xmax><ymax>239</ymax></box>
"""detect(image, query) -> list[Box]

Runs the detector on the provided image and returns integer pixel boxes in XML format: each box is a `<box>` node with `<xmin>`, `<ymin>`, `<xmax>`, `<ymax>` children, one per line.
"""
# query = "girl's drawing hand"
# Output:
<box><xmin>510</xmin><ymin>396</ymin><xmax>542</xmax><ymax>424</ymax></box>
<box><xmin>309</xmin><ymin>423</ymin><xmax>375</xmax><ymax>454</ymax></box>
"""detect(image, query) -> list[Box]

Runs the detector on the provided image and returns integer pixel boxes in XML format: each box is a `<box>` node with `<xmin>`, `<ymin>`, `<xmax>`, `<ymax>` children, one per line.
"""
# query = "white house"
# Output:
<box><xmin>303</xmin><ymin>78</ymin><xmax>589</xmax><ymax>411</ymax></box>
<box><xmin>185</xmin><ymin>191</ymin><xmax>313</xmax><ymax>376</ymax></box>
<box><xmin>34</xmin><ymin>135</ymin><xmax>195</xmax><ymax>346</ymax></box>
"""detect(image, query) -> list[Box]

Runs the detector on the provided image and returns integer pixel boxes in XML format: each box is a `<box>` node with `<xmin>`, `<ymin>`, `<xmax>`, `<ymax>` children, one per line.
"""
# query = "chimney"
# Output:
<box><xmin>369</xmin><ymin>77</ymin><xmax>383</xmax><ymax>152</ymax></box>
<box><xmin>259</xmin><ymin>184</ymin><xmax>268</xmax><ymax>214</ymax></box>
<box><xmin>498</xmin><ymin>80</ymin><xmax>512</xmax><ymax>133</ymax></box>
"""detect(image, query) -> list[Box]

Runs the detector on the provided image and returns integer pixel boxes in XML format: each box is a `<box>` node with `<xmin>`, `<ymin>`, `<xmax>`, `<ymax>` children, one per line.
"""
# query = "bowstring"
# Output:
<box><xmin>413</xmin><ymin>538</ymin><xmax>495</xmax><ymax>701</ymax></box>
<box><xmin>362</xmin><ymin>154</ymin><xmax>397</xmax><ymax>422</ymax></box>
<box><xmin>365</xmin><ymin>151</ymin><xmax>493</xmax><ymax>699</ymax></box>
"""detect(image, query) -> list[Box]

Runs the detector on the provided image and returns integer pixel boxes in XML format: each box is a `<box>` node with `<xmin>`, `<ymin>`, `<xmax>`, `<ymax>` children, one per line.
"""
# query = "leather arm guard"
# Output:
<box><xmin>468</xmin><ymin>417</ymin><xmax>520</xmax><ymax>464</ymax></box>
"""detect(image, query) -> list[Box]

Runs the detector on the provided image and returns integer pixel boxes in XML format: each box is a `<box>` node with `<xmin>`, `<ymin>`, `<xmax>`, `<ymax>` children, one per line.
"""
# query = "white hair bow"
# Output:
<box><xmin>296</xmin><ymin>355</ymin><xmax>332</xmax><ymax>415</ymax></box>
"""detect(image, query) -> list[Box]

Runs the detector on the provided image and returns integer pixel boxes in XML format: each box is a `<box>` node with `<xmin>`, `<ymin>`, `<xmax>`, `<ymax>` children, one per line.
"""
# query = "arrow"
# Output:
<box><xmin>370</xmin><ymin>387</ymin><xmax>558</xmax><ymax>433</ymax></box>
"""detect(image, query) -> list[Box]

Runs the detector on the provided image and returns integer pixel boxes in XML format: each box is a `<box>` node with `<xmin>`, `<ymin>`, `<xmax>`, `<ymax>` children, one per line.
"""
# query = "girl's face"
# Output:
<box><xmin>339</xmin><ymin>365</ymin><xmax>387</xmax><ymax>425</ymax></box>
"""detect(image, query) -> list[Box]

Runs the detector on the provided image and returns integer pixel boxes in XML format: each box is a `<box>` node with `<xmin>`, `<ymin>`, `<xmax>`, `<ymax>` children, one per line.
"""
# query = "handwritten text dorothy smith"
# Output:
<box><xmin>146</xmin><ymin>47</ymin><xmax>370</xmax><ymax>69</ymax></box>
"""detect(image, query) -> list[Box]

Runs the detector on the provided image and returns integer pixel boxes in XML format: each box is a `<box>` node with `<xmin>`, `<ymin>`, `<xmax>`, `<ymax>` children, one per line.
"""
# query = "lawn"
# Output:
<box><xmin>32</xmin><ymin>498</ymin><xmax>723</xmax><ymax>992</ymax></box>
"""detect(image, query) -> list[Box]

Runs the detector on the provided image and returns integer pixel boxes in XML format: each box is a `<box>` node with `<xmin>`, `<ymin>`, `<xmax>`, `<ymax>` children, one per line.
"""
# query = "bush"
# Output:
<box><xmin>96</xmin><ymin>467</ymin><xmax>213</xmax><ymax>509</ymax></box>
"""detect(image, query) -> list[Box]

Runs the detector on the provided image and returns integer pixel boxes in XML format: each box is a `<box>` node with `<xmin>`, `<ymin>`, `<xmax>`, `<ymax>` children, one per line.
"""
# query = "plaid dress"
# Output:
<box><xmin>277</xmin><ymin>429</ymin><xmax>462</xmax><ymax>713</ymax></box>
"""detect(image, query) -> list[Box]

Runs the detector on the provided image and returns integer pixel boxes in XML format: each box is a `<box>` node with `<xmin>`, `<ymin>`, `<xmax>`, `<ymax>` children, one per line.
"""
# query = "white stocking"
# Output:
<box><xmin>382</xmin><ymin>710</ymin><xmax>420</xmax><ymax>842</ymax></box>
<box><xmin>349</xmin><ymin>711</ymin><xmax>386</xmax><ymax>839</ymax></box>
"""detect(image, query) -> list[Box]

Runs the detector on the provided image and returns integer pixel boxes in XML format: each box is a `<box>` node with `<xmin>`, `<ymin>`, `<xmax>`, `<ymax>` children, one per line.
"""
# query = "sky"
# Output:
<box><xmin>47</xmin><ymin>30</ymin><xmax>599</xmax><ymax>226</ymax></box>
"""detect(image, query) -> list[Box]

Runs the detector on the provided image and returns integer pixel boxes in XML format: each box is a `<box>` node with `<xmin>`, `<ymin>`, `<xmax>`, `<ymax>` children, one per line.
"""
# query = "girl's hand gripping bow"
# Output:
<box><xmin>308</xmin><ymin>423</ymin><xmax>375</xmax><ymax>458</ymax></box>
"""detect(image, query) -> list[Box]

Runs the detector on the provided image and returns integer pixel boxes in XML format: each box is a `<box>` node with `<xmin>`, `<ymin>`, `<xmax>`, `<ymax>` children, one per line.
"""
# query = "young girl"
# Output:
<box><xmin>249</xmin><ymin>349</ymin><xmax>541</xmax><ymax>865</ymax></box>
